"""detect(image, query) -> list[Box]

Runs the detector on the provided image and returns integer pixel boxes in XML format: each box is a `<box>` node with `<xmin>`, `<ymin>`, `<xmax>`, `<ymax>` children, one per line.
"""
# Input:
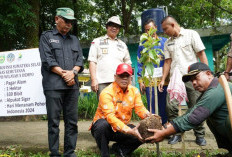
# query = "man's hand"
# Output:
<box><xmin>225</xmin><ymin>72</ymin><xmax>230</xmax><ymax>81</ymax></box>
<box><xmin>158</xmin><ymin>80</ymin><xmax>164</xmax><ymax>92</ymax></box>
<box><xmin>145</xmin><ymin>128</ymin><xmax>165</xmax><ymax>143</ymax></box>
<box><xmin>126</xmin><ymin>124</ymin><xmax>144</xmax><ymax>143</ymax></box>
<box><xmin>91</xmin><ymin>79</ymin><xmax>98</xmax><ymax>92</ymax></box>
<box><xmin>146</xmin><ymin>122</ymin><xmax>176</xmax><ymax>143</ymax></box>
<box><xmin>145</xmin><ymin>112</ymin><xmax>152</xmax><ymax>118</ymax></box>
<box><xmin>62</xmin><ymin>70</ymin><xmax>75</xmax><ymax>83</ymax></box>
<box><xmin>66</xmin><ymin>78</ymin><xmax>76</xmax><ymax>86</ymax></box>
<box><xmin>139</xmin><ymin>82</ymin><xmax>146</xmax><ymax>94</ymax></box>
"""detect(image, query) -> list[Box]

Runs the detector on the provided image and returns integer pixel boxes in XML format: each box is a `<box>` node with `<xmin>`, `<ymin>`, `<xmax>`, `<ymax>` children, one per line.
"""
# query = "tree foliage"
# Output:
<box><xmin>139</xmin><ymin>27</ymin><xmax>163</xmax><ymax>86</ymax></box>
<box><xmin>0</xmin><ymin>0</ymin><xmax>232</xmax><ymax>52</ymax></box>
<box><xmin>0</xmin><ymin>0</ymin><xmax>38</xmax><ymax>51</ymax></box>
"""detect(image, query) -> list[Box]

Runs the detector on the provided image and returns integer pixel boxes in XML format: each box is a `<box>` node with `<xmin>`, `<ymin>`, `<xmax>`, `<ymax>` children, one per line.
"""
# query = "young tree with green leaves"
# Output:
<box><xmin>138</xmin><ymin>26</ymin><xmax>164</xmax><ymax>157</ymax></box>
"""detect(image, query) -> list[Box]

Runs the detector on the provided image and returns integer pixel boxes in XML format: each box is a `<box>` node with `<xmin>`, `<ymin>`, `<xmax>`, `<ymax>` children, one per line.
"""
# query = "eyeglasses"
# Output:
<box><xmin>117</xmin><ymin>73</ymin><xmax>131</xmax><ymax>79</ymax></box>
<box><xmin>58</xmin><ymin>16</ymin><xmax>74</xmax><ymax>24</ymax></box>
<box><xmin>107</xmin><ymin>22</ymin><xmax>121</xmax><ymax>29</ymax></box>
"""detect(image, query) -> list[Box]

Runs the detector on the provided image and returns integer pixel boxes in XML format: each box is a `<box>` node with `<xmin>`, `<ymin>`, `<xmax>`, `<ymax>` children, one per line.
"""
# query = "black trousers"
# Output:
<box><xmin>91</xmin><ymin>119</ymin><xmax>142</xmax><ymax>157</ymax></box>
<box><xmin>44</xmin><ymin>89</ymin><xmax>79</xmax><ymax>157</ymax></box>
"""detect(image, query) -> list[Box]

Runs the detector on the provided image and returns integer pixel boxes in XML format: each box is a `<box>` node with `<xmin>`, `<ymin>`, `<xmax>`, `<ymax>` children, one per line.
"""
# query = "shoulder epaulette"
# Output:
<box><xmin>41</xmin><ymin>30</ymin><xmax>52</xmax><ymax>35</ymax></box>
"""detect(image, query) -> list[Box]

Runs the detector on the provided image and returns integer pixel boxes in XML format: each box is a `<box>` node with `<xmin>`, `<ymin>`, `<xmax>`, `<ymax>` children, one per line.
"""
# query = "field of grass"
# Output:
<box><xmin>1</xmin><ymin>93</ymin><xmax>231</xmax><ymax>157</ymax></box>
<box><xmin>0</xmin><ymin>145</ymin><xmax>229</xmax><ymax>157</ymax></box>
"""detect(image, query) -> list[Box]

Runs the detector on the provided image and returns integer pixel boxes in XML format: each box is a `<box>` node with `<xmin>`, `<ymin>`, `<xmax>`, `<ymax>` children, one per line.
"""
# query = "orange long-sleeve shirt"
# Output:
<box><xmin>90</xmin><ymin>82</ymin><xmax>149</xmax><ymax>133</ymax></box>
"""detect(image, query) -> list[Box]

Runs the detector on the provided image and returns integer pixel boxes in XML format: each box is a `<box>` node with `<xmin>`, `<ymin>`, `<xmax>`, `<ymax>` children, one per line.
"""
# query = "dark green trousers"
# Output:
<box><xmin>207</xmin><ymin>116</ymin><xmax>232</xmax><ymax>152</ymax></box>
<box><xmin>166</xmin><ymin>81</ymin><xmax>205</xmax><ymax>137</ymax></box>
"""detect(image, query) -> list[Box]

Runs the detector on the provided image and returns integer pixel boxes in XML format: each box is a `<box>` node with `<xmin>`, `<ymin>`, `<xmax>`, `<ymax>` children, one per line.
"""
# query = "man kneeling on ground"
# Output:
<box><xmin>90</xmin><ymin>63</ymin><xmax>150</xmax><ymax>157</ymax></box>
<box><xmin>146</xmin><ymin>62</ymin><xmax>232</xmax><ymax>154</ymax></box>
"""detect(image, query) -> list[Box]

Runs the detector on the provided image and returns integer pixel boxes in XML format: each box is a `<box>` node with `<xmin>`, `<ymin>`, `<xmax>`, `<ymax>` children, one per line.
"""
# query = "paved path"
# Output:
<box><xmin>0</xmin><ymin>120</ymin><xmax>227</xmax><ymax>153</ymax></box>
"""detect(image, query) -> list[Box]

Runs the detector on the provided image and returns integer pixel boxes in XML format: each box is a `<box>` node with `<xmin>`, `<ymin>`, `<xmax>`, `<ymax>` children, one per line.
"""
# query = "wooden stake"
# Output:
<box><xmin>179</xmin><ymin>105</ymin><xmax>186</xmax><ymax>157</ymax></box>
<box><xmin>154</xmin><ymin>77</ymin><xmax>160</xmax><ymax>157</ymax></box>
<box><xmin>218</xmin><ymin>75</ymin><xmax>232</xmax><ymax>131</ymax></box>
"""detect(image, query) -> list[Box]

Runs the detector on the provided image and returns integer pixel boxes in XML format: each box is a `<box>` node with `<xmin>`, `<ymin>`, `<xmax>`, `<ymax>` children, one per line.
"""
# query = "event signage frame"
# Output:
<box><xmin>0</xmin><ymin>48</ymin><xmax>46</xmax><ymax>116</ymax></box>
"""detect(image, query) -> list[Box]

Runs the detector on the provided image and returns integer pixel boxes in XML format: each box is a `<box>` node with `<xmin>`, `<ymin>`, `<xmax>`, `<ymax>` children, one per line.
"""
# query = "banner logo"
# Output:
<box><xmin>7</xmin><ymin>53</ymin><xmax>15</xmax><ymax>63</ymax></box>
<box><xmin>0</xmin><ymin>55</ymin><xmax>5</xmax><ymax>64</ymax></box>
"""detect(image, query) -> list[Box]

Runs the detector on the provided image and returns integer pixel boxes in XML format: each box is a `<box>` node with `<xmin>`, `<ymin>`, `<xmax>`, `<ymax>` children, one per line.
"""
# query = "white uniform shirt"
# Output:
<box><xmin>164</xmin><ymin>28</ymin><xmax>205</xmax><ymax>76</ymax></box>
<box><xmin>88</xmin><ymin>35</ymin><xmax>131</xmax><ymax>84</ymax></box>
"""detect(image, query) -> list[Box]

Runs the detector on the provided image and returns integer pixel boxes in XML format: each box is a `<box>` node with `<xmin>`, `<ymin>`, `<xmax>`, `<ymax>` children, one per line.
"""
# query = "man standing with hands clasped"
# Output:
<box><xmin>39</xmin><ymin>8</ymin><xmax>83</xmax><ymax>157</ymax></box>
<box><xmin>158</xmin><ymin>16</ymin><xmax>208</xmax><ymax>146</ymax></box>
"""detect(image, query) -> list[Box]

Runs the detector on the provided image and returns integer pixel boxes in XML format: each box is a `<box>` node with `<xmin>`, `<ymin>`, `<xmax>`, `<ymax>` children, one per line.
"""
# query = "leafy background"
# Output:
<box><xmin>0</xmin><ymin>0</ymin><xmax>231</xmax><ymax>71</ymax></box>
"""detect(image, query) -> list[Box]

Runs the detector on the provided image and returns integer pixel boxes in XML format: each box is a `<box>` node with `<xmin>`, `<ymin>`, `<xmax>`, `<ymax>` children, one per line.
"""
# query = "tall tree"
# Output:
<box><xmin>0</xmin><ymin>0</ymin><xmax>37</xmax><ymax>51</ymax></box>
<box><xmin>25</xmin><ymin>0</ymin><xmax>40</xmax><ymax>48</ymax></box>
<box><xmin>1</xmin><ymin>0</ymin><xmax>232</xmax><ymax>51</ymax></box>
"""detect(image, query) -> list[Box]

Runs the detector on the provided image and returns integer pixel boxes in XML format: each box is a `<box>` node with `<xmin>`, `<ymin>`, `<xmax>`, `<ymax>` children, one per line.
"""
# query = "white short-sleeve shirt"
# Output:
<box><xmin>88</xmin><ymin>35</ymin><xmax>132</xmax><ymax>84</ymax></box>
<box><xmin>164</xmin><ymin>28</ymin><xmax>205</xmax><ymax>76</ymax></box>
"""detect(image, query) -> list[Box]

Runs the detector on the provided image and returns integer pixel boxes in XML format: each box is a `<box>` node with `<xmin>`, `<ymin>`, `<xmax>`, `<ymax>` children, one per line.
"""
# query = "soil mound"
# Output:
<box><xmin>138</xmin><ymin>114</ymin><xmax>162</xmax><ymax>140</ymax></box>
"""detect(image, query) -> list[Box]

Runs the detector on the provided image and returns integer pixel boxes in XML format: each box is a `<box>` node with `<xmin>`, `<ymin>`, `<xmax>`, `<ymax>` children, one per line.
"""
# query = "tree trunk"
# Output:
<box><xmin>25</xmin><ymin>0</ymin><xmax>39</xmax><ymax>48</ymax></box>
<box><xmin>121</xmin><ymin>0</ymin><xmax>135</xmax><ymax>35</ymax></box>
<box><xmin>23</xmin><ymin>0</ymin><xmax>39</xmax><ymax>121</ymax></box>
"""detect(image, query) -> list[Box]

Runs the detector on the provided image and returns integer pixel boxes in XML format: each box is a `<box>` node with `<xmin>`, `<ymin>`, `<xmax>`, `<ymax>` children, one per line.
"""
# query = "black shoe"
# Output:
<box><xmin>112</xmin><ymin>143</ymin><xmax>126</xmax><ymax>157</ymax></box>
<box><xmin>168</xmin><ymin>135</ymin><xmax>182</xmax><ymax>144</ymax></box>
<box><xmin>196</xmin><ymin>137</ymin><xmax>206</xmax><ymax>146</ymax></box>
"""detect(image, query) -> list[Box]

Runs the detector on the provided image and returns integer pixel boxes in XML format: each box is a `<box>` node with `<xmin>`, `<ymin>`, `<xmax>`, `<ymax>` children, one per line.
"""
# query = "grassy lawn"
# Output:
<box><xmin>0</xmin><ymin>93</ymin><xmax>231</xmax><ymax>157</ymax></box>
<box><xmin>0</xmin><ymin>145</ymin><xmax>230</xmax><ymax>157</ymax></box>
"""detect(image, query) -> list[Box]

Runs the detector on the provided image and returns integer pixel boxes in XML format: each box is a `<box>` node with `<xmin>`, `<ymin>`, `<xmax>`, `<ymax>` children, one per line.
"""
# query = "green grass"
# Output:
<box><xmin>77</xmin><ymin>92</ymin><xmax>148</xmax><ymax>120</ymax></box>
<box><xmin>78</xmin><ymin>92</ymin><xmax>98</xmax><ymax>119</ymax></box>
<box><xmin>0</xmin><ymin>146</ymin><xmax>229</xmax><ymax>157</ymax></box>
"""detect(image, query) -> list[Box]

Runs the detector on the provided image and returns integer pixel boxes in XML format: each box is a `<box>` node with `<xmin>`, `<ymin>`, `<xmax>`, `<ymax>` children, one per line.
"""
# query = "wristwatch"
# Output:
<box><xmin>73</xmin><ymin>69</ymin><xmax>78</xmax><ymax>76</ymax></box>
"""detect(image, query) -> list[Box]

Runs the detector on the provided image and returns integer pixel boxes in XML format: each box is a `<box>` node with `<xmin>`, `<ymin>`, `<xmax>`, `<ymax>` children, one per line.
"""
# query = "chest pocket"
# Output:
<box><xmin>121</xmin><ymin>101</ymin><xmax>133</xmax><ymax>117</ymax></box>
<box><xmin>167</xmin><ymin>44</ymin><xmax>175</xmax><ymax>58</ymax></box>
<box><xmin>71</xmin><ymin>45</ymin><xmax>80</xmax><ymax>62</ymax></box>
<box><xmin>181</xmin><ymin>39</ymin><xmax>193</xmax><ymax>55</ymax></box>
<box><xmin>98</xmin><ymin>45</ymin><xmax>109</xmax><ymax>60</ymax></box>
<box><xmin>116</xmin><ymin>43</ymin><xmax>127</xmax><ymax>61</ymax></box>
<box><xmin>51</xmin><ymin>43</ymin><xmax>62</xmax><ymax>59</ymax></box>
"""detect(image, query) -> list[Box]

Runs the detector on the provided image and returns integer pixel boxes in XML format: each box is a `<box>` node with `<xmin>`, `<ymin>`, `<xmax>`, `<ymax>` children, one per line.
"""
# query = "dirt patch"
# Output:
<box><xmin>0</xmin><ymin>115</ymin><xmax>45</xmax><ymax>122</ymax></box>
<box><xmin>138</xmin><ymin>114</ymin><xmax>162</xmax><ymax>140</ymax></box>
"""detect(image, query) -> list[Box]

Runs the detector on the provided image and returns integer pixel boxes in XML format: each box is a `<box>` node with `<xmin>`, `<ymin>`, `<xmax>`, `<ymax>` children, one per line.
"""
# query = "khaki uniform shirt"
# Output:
<box><xmin>88</xmin><ymin>35</ymin><xmax>131</xmax><ymax>84</ymax></box>
<box><xmin>164</xmin><ymin>28</ymin><xmax>205</xmax><ymax>76</ymax></box>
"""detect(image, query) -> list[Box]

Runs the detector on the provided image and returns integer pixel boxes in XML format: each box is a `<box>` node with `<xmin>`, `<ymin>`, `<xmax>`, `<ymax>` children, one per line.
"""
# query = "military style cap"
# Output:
<box><xmin>182</xmin><ymin>62</ymin><xmax>211</xmax><ymax>82</ymax></box>
<box><xmin>56</xmin><ymin>7</ymin><xmax>76</xmax><ymax>20</ymax></box>
<box><xmin>106</xmin><ymin>16</ymin><xmax>123</xmax><ymax>27</ymax></box>
<box><xmin>116</xmin><ymin>63</ymin><xmax>133</xmax><ymax>75</ymax></box>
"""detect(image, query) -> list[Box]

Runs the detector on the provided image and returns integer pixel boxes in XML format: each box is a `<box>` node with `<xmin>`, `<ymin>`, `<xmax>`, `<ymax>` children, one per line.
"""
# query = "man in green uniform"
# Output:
<box><xmin>146</xmin><ymin>62</ymin><xmax>232</xmax><ymax>153</ymax></box>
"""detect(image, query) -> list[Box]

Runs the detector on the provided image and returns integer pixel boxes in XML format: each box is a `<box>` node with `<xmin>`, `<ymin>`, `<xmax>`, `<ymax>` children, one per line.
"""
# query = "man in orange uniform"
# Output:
<box><xmin>90</xmin><ymin>63</ymin><xmax>150</xmax><ymax>157</ymax></box>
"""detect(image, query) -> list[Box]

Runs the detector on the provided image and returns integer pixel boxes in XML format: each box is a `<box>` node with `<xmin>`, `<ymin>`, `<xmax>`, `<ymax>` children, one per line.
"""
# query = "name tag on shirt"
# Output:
<box><xmin>100</xmin><ymin>39</ymin><xmax>108</xmax><ymax>45</ymax></box>
<box><xmin>49</xmin><ymin>39</ymin><xmax>59</xmax><ymax>43</ymax></box>
<box><xmin>168</xmin><ymin>43</ymin><xmax>174</xmax><ymax>46</ymax></box>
